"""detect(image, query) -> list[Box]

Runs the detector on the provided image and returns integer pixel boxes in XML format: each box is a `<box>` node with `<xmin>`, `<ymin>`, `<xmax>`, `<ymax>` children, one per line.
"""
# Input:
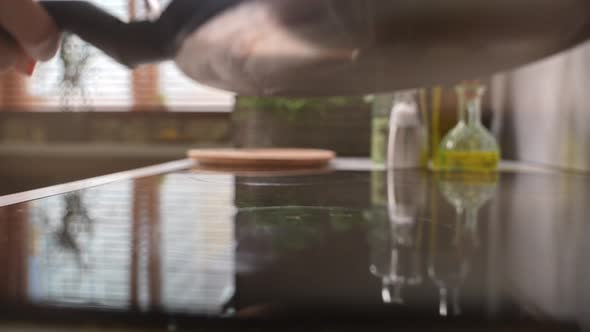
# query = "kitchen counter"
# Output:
<box><xmin>0</xmin><ymin>159</ymin><xmax>588</xmax><ymax>331</ymax></box>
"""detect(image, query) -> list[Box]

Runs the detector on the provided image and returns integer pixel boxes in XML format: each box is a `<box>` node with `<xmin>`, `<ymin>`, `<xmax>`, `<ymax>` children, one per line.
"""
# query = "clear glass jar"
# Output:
<box><xmin>388</xmin><ymin>90</ymin><xmax>428</xmax><ymax>169</ymax></box>
<box><xmin>371</xmin><ymin>94</ymin><xmax>395</xmax><ymax>166</ymax></box>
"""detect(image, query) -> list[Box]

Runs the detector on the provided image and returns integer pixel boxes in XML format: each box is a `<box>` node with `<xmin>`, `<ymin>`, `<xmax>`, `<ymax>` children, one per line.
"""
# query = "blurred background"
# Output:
<box><xmin>1</xmin><ymin>0</ymin><xmax>590</xmax><ymax>196</ymax></box>
<box><xmin>1</xmin><ymin>1</ymin><xmax>590</xmax><ymax>325</ymax></box>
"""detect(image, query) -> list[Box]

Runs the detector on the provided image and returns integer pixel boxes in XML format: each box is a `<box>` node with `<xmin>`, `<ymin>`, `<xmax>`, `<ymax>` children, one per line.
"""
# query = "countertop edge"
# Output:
<box><xmin>0</xmin><ymin>159</ymin><xmax>195</xmax><ymax>207</ymax></box>
<box><xmin>0</xmin><ymin>158</ymin><xmax>565</xmax><ymax>207</ymax></box>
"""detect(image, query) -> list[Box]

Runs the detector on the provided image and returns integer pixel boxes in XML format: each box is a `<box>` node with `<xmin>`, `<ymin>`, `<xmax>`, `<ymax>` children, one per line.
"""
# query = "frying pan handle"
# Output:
<box><xmin>41</xmin><ymin>0</ymin><xmax>167</xmax><ymax>68</ymax></box>
<box><xmin>4</xmin><ymin>0</ymin><xmax>242</xmax><ymax>68</ymax></box>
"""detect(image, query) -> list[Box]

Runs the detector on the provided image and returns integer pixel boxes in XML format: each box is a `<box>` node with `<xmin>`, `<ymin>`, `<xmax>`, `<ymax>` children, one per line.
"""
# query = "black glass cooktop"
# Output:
<box><xmin>0</xmin><ymin>167</ymin><xmax>588</xmax><ymax>330</ymax></box>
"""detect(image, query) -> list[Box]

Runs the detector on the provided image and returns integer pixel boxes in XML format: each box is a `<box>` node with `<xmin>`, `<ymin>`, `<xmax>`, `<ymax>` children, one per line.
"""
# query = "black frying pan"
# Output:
<box><xmin>4</xmin><ymin>0</ymin><xmax>590</xmax><ymax>96</ymax></box>
<box><xmin>38</xmin><ymin>0</ymin><xmax>243</xmax><ymax>68</ymax></box>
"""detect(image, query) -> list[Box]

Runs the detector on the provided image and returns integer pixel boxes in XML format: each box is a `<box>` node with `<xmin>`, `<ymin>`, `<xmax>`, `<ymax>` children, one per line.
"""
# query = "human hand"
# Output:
<box><xmin>0</xmin><ymin>0</ymin><xmax>59</xmax><ymax>75</ymax></box>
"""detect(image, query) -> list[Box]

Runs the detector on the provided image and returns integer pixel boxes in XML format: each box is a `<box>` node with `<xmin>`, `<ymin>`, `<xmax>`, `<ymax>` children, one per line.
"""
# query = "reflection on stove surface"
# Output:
<box><xmin>0</xmin><ymin>169</ymin><xmax>588</xmax><ymax>329</ymax></box>
<box><xmin>431</xmin><ymin>172</ymin><xmax>498</xmax><ymax>317</ymax></box>
<box><xmin>27</xmin><ymin>174</ymin><xmax>235</xmax><ymax>314</ymax></box>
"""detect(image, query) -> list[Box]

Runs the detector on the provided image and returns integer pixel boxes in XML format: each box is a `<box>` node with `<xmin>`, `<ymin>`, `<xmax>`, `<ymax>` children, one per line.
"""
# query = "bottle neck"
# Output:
<box><xmin>457</xmin><ymin>92</ymin><xmax>466</xmax><ymax>123</ymax></box>
<box><xmin>456</xmin><ymin>82</ymin><xmax>485</xmax><ymax>127</ymax></box>
<box><xmin>466</xmin><ymin>97</ymin><xmax>482</xmax><ymax>126</ymax></box>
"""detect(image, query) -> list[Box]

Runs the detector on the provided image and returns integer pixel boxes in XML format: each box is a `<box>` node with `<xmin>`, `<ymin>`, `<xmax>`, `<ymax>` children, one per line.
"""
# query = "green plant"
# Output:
<box><xmin>241</xmin><ymin>207</ymin><xmax>367</xmax><ymax>251</ymax></box>
<box><xmin>236</xmin><ymin>96</ymin><xmax>370</xmax><ymax>121</ymax></box>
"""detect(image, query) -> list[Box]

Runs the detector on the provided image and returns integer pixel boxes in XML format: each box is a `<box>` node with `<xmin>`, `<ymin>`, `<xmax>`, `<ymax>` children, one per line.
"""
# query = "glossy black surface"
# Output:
<box><xmin>0</xmin><ymin>167</ymin><xmax>588</xmax><ymax>330</ymax></box>
<box><xmin>0</xmin><ymin>155</ymin><xmax>173</xmax><ymax>196</ymax></box>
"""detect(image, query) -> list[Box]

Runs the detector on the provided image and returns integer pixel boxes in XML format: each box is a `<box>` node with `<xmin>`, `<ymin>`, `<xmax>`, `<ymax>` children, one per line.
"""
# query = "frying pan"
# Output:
<box><xmin>6</xmin><ymin>0</ymin><xmax>590</xmax><ymax>96</ymax></box>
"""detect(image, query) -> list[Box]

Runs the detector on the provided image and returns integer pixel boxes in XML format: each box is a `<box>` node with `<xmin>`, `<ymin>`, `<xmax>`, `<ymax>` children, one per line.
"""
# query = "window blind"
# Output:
<box><xmin>13</xmin><ymin>0</ymin><xmax>235</xmax><ymax>112</ymax></box>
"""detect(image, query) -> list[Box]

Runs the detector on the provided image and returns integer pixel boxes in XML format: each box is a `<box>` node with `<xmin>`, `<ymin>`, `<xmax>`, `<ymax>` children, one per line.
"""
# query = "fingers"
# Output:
<box><xmin>0</xmin><ymin>30</ymin><xmax>18</xmax><ymax>73</ymax></box>
<box><xmin>14</xmin><ymin>55</ymin><xmax>37</xmax><ymax>75</ymax></box>
<box><xmin>0</xmin><ymin>0</ymin><xmax>59</xmax><ymax>61</ymax></box>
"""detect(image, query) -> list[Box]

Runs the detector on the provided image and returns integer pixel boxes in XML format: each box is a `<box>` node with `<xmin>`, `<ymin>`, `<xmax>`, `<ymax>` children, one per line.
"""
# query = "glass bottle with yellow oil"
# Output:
<box><xmin>435</xmin><ymin>81</ymin><xmax>500</xmax><ymax>172</ymax></box>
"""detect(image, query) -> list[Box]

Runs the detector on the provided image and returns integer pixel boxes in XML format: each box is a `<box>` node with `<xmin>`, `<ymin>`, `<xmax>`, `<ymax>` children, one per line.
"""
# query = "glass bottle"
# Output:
<box><xmin>371</xmin><ymin>94</ymin><xmax>395</xmax><ymax>166</ymax></box>
<box><xmin>388</xmin><ymin>90</ymin><xmax>429</xmax><ymax>169</ymax></box>
<box><xmin>435</xmin><ymin>81</ymin><xmax>500</xmax><ymax>172</ymax></box>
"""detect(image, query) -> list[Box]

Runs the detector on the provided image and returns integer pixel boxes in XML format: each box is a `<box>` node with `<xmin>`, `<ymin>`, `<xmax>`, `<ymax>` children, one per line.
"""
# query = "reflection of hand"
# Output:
<box><xmin>0</xmin><ymin>0</ymin><xmax>59</xmax><ymax>74</ymax></box>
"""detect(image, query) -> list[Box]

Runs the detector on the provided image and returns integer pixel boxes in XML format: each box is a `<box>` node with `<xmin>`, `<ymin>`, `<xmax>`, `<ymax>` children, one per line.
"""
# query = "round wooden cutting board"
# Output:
<box><xmin>187</xmin><ymin>149</ymin><xmax>336</xmax><ymax>169</ymax></box>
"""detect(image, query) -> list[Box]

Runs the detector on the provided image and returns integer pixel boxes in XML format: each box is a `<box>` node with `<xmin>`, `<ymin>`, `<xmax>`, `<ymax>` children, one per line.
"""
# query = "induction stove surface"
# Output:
<box><xmin>0</xmin><ymin>168</ymin><xmax>588</xmax><ymax>330</ymax></box>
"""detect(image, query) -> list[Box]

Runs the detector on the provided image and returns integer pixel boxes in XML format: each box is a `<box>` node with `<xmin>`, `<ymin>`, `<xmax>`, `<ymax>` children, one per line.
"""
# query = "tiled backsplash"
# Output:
<box><xmin>0</xmin><ymin>112</ymin><xmax>231</xmax><ymax>146</ymax></box>
<box><xmin>0</xmin><ymin>108</ymin><xmax>373</xmax><ymax>157</ymax></box>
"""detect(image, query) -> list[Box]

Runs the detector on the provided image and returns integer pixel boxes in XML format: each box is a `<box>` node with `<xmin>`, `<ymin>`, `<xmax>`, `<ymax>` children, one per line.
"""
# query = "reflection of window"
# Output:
<box><xmin>26</xmin><ymin>173</ymin><xmax>236</xmax><ymax>314</ymax></box>
<box><xmin>17</xmin><ymin>0</ymin><xmax>235</xmax><ymax>112</ymax></box>
<box><xmin>28</xmin><ymin>182</ymin><xmax>133</xmax><ymax>308</ymax></box>
<box><xmin>160</xmin><ymin>173</ymin><xmax>236</xmax><ymax>314</ymax></box>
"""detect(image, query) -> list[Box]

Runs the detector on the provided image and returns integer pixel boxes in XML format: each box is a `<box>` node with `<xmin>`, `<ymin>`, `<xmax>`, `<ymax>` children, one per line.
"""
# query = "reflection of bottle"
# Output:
<box><xmin>439</xmin><ymin>172</ymin><xmax>498</xmax><ymax>242</ymax></box>
<box><xmin>368</xmin><ymin>170</ymin><xmax>427</xmax><ymax>304</ymax></box>
<box><xmin>428</xmin><ymin>172</ymin><xmax>498</xmax><ymax>316</ymax></box>
<box><xmin>436</xmin><ymin>81</ymin><xmax>500</xmax><ymax>172</ymax></box>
